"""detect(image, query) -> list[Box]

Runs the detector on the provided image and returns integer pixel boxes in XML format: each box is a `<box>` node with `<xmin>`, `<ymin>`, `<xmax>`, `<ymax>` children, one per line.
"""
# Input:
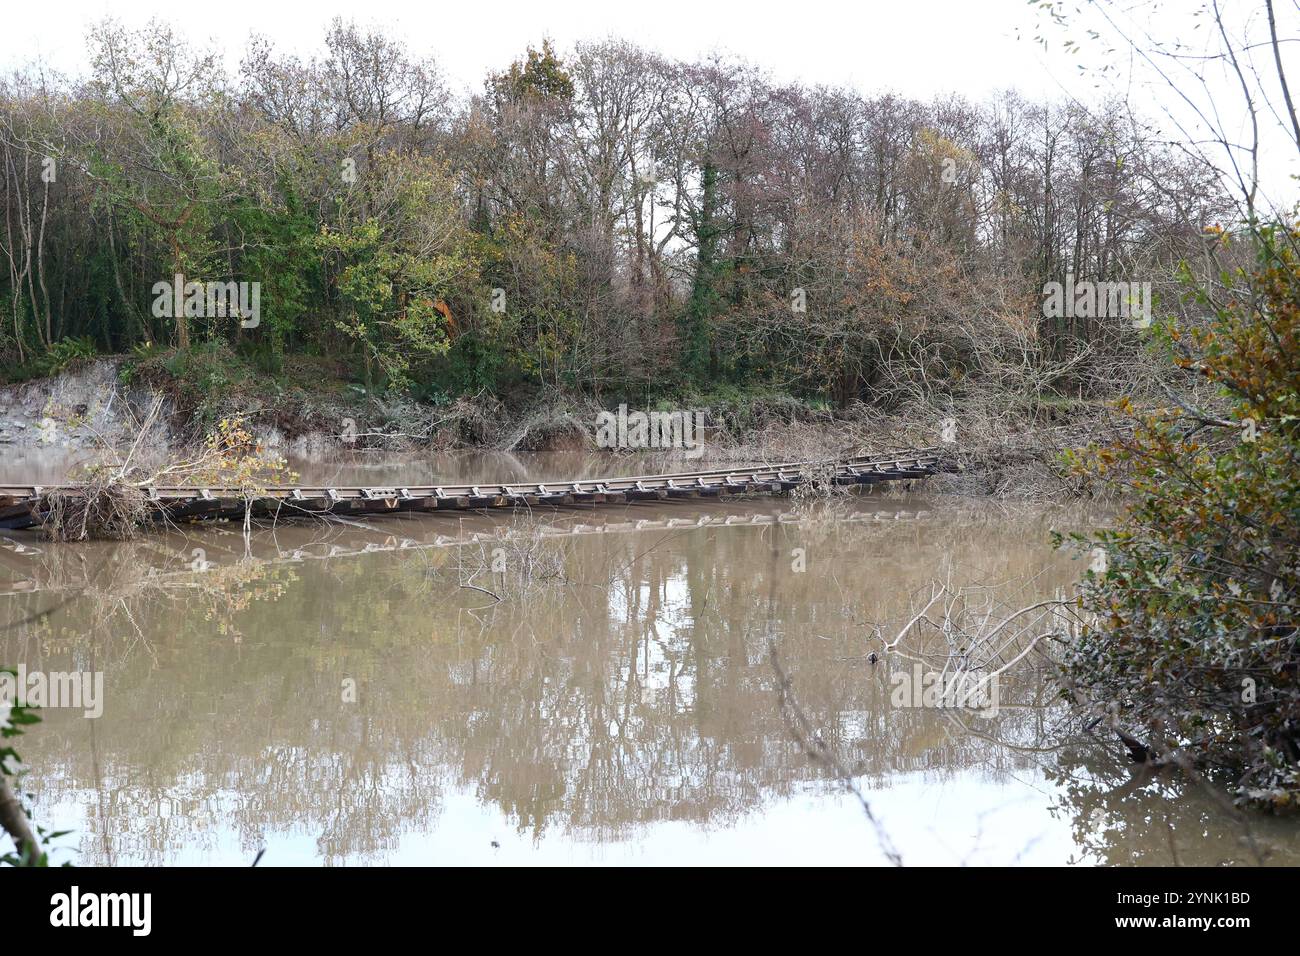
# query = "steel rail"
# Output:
<box><xmin>0</xmin><ymin>449</ymin><xmax>947</xmax><ymax>500</ymax></box>
<box><xmin>0</xmin><ymin>447</ymin><xmax>954</xmax><ymax>531</ymax></box>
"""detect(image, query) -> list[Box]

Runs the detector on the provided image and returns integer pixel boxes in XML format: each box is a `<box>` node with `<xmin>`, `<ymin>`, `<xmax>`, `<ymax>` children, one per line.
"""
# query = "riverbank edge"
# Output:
<box><xmin>0</xmin><ymin>356</ymin><xmax>1115</xmax><ymax>501</ymax></box>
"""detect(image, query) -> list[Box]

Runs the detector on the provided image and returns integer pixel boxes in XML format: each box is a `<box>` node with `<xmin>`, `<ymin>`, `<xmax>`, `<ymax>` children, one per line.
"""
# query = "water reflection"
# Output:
<box><xmin>2</xmin><ymin>488</ymin><xmax>1296</xmax><ymax>866</ymax></box>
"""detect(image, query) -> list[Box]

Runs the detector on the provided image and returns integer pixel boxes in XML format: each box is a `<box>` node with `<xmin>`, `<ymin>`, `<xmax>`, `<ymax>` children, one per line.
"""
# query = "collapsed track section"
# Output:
<box><xmin>0</xmin><ymin>448</ymin><xmax>952</xmax><ymax>532</ymax></box>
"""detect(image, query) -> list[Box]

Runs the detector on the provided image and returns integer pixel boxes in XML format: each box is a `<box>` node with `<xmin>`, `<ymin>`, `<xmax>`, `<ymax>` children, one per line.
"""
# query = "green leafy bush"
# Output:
<box><xmin>35</xmin><ymin>337</ymin><xmax>98</xmax><ymax>376</ymax></box>
<box><xmin>1065</xmin><ymin>227</ymin><xmax>1300</xmax><ymax>810</ymax></box>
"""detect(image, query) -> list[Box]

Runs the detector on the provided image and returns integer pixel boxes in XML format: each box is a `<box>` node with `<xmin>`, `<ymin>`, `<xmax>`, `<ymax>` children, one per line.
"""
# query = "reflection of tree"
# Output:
<box><xmin>0</xmin><ymin>501</ymin><xmax>1134</xmax><ymax>864</ymax></box>
<box><xmin>1043</xmin><ymin>740</ymin><xmax>1300</xmax><ymax>866</ymax></box>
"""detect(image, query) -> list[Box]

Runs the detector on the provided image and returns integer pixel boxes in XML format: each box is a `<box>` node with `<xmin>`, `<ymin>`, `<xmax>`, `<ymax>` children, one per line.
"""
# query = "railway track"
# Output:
<box><xmin>0</xmin><ymin>448</ymin><xmax>954</xmax><ymax>532</ymax></box>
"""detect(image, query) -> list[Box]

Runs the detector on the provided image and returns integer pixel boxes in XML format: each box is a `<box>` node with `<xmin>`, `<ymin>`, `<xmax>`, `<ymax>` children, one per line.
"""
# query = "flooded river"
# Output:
<box><xmin>1</xmin><ymin>452</ymin><xmax>1296</xmax><ymax>865</ymax></box>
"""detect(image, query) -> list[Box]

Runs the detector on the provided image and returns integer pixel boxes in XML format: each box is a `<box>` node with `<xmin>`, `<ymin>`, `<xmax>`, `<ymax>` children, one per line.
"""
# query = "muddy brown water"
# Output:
<box><xmin>1</xmin><ymin>451</ymin><xmax>1296</xmax><ymax>865</ymax></box>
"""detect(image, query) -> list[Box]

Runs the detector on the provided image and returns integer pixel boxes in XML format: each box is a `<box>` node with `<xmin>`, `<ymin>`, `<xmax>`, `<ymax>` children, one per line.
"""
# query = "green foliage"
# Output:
<box><xmin>1064</xmin><ymin>227</ymin><xmax>1300</xmax><ymax>810</ymax></box>
<box><xmin>0</xmin><ymin>19</ymin><xmax>1240</xmax><ymax>410</ymax></box>
<box><xmin>120</xmin><ymin>341</ymin><xmax>255</xmax><ymax>428</ymax></box>
<box><xmin>34</xmin><ymin>337</ymin><xmax>98</xmax><ymax>376</ymax></box>
<box><xmin>473</xmin><ymin>215</ymin><xmax>582</xmax><ymax>390</ymax></box>
<box><xmin>491</xmin><ymin>40</ymin><xmax>575</xmax><ymax>103</ymax></box>
<box><xmin>227</xmin><ymin>181</ymin><xmax>321</xmax><ymax>364</ymax></box>
<box><xmin>314</xmin><ymin>154</ymin><xmax>474</xmax><ymax>392</ymax></box>
<box><xmin>682</xmin><ymin>162</ymin><xmax>720</xmax><ymax>379</ymax></box>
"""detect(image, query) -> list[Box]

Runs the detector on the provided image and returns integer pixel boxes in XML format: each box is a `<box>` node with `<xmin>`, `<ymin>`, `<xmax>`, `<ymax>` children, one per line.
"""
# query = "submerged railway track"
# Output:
<box><xmin>0</xmin><ymin>448</ymin><xmax>954</xmax><ymax>533</ymax></box>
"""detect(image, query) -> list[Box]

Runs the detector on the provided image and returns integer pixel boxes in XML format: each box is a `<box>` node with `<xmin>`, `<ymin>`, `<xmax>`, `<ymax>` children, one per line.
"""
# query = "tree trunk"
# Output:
<box><xmin>172</xmin><ymin>236</ymin><xmax>189</xmax><ymax>349</ymax></box>
<box><xmin>0</xmin><ymin>774</ymin><xmax>41</xmax><ymax>863</ymax></box>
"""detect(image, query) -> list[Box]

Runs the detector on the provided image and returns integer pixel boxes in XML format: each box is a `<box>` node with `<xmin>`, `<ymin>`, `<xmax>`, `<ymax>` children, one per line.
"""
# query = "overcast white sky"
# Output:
<box><xmin>1</xmin><ymin>0</ymin><xmax>1296</xmax><ymax>208</ymax></box>
<box><xmin>2</xmin><ymin>0</ymin><xmax>1081</xmax><ymax>98</ymax></box>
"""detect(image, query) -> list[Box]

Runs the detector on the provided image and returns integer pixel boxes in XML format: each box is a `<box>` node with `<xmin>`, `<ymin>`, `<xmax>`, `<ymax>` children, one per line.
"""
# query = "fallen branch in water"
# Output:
<box><xmin>458</xmin><ymin>582</ymin><xmax>502</xmax><ymax>604</ymax></box>
<box><xmin>42</xmin><ymin>413</ymin><xmax>296</xmax><ymax>543</ymax></box>
<box><xmin>42</xmin><ymin>481</ymin><xmax>149</xmax><ymax>542</ymax></box>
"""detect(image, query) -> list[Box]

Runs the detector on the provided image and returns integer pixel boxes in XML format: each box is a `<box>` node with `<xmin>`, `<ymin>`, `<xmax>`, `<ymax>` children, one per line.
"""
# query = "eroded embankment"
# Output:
<box><xmin>1</xmin><ymin>357</ymin><xmax>1117</xmax><ymax>502</ymax></box>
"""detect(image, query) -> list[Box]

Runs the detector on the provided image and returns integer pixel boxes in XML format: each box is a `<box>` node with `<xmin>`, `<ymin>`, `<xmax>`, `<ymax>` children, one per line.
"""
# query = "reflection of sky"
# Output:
<box><xmin>7</xmin><ymin>487</ymin><xmax>1126</xmax><ymax>866</ymax></box>
<box><xmin>35</xmin><ymin>769</ymin><xmax>1080</xmax><ymax>866</ymax></box>
<box><xmin>609</xmin><ymin>572</ymin><xmax>698</xmax><ymax>701</ymax></box>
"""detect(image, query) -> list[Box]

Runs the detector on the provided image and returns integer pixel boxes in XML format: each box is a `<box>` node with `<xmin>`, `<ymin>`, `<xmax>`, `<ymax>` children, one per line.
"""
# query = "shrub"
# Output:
<box><xmin>1063</xmin><ymin>227</ymin><xmax>1300</xmax><ymax>810</ymax></box>
<box><xmin>35</xmin><ymin>336</ymin><xmax>98</xmax><ymax>376</ymax></box>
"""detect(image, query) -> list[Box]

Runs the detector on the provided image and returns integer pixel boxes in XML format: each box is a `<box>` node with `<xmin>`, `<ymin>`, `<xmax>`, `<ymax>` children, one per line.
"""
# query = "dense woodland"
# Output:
<box><xmin>0</xmin><ymin>19</ymin><xmax>1235</xmax><ymax>407</ymax></box>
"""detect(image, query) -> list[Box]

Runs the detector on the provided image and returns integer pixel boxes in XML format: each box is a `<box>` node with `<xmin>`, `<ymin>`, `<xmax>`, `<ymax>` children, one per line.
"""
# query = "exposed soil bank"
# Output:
<box><xmin>0</xmin><ymin>360</ymin><xmax>175</xmax><ymax>455</ymax></box>
<box><xmin>0</xmin><ymin>358</ymin><xmax>1110</xmax><ymax>500</ymax></box>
